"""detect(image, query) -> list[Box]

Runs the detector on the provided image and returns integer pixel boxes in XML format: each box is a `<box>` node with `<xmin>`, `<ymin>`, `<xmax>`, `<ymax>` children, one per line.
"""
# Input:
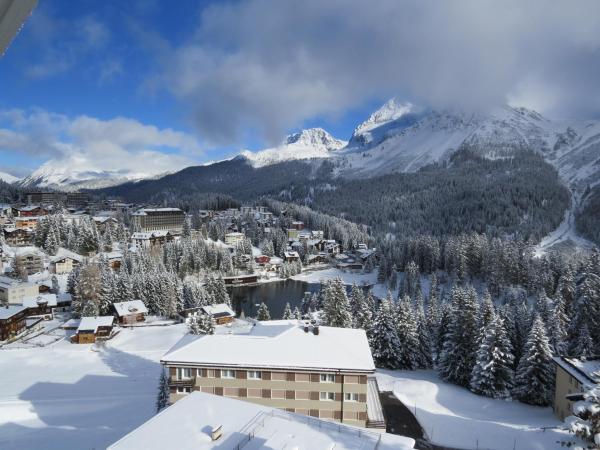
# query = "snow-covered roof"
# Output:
<box><xmin>107</xmin><ymin>391</ymin><xmax>412</xmax><ymax>450</ymax></box>
<box><xmin>162</xmin><ymin>320</ymin><xmax>375</xmax><ymax>372</ymax></box>
<box><xmin>113</xmin><ymin>300</ymin><xmax>148</xmax><ymax>317</ymax></box>
<box><xmin>200</xmin><ymin>303</ymin><xmax>234</xmax><ymax>318</ymax></box>
<box><xmin>132</xmin><ymin>208</ymin><xmax>182</xmax><ymax>216</ymax></box>
<box><xmin>50</xmin><ymin>248</ymin><xmax>83</xmax><ymax>263</ymax></box>
<box><xmin>77</xmin><ymin>316</ymin><xmax>114</xmax><ymax>333</ymax></box>
<box><xmin>22</xmin><ymin>294</ymin><xmax>57</xmax><ymax>308</ymax></box>
<box><xmin>0</xmin><ymin>305</ymin><xmax>27</xmax><ymax>320</ymax></box>
<box><xmin>92</xmin><ymin>216</ymin><xmax>117</xmax><ymax>223</ymax></box>
<box><xmin>0</xmin><ymin>276</ymin><xmax>36</xmax><ymax>289</ymax></box>
<box><xmin>224</xmin><ymin>231</ymin><xmax>245</xmax><ymax>237</ymax></box>
<box><xmin>284</xmin><ymin>251</ymin><xmax>299</xmax><ymax>258</ymax></box>
<box><xmin>61</xmin><ymin>318</ymin><xmax>81</xmax><ymax>329</ymax></box>
<box><xmin>131</xmin><ymin>230</ymin><xmax>171</xmax><ymax>239</ymax></box>
<box><xmin>554</xmin><ymin>356</ymin><xmax>600</xmax><ymax>385</ymax></box>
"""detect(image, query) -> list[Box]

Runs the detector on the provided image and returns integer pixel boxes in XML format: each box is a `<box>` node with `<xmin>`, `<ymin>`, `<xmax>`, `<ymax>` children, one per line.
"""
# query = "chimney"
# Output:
<box><xmin>211</xmin><ymin>425</ymin><xmax>223</xmax><ymax>441</ymax></box>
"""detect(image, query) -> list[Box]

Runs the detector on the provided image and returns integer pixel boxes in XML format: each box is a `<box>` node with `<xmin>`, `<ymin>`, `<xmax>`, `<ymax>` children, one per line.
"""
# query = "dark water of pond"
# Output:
<box><xmin>227</xmin><ymin>279</ymin><xmax>321</xmax><ymax>319</ymax></box>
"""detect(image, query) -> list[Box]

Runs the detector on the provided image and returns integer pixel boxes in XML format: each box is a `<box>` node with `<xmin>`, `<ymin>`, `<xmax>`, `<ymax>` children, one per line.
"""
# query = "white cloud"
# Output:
<box><xmin>151</xmin><ymin>0</ymin><xmax>600</xmax><ymax>144</ymax></box>
<box><xmin>0</xmin><ymin>109</ymin><xmax>202</xmax><ymax>177</ymax></box>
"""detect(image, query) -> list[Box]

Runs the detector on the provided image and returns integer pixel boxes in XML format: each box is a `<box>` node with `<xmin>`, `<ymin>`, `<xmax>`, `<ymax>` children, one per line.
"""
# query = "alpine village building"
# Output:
<box><xmin>160</xmin><ymin>320</ymin><xmax>384</xmax><ymax>429</ymax></box>
<box><xmin>553</xmin><ymin>355</ymin><xmax>600</xmax><ymax>420</ymax></box>
<box><xmin>130</xmin><ymin>208</ymin><xmax>185</xmax><ymax>233</ymax></box>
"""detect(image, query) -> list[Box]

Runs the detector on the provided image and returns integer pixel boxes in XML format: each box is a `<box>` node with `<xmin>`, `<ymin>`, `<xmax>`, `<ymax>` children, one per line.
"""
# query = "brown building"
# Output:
<box><xmin>200</xmin><ymin>303</ymin><xmax>235</xmax><ymax>325</ymax></box>
<box><xmin>161</xmin><ymin>320</ymin><xmax>383</xmax><ymax>428</ymax></box>
<box><xmin>113</xmin><ymin>300</ymin><xmax>148</xmax><ymax>325</ymax></box>
<box><xmin>3</xmin><ymin>227</ymin><xmax>32</xmax><ymax>246</ymax></box>
<box><xmin>71</xmin><ymin>316</ymin><xmax>114</xmax><ymax>344</ymax></box>
<box><xmin>0</xmin><ymin>305</ymin><xmax>28</xmax><ymax>341</ymax></box>
<box><xmin>130</xmin><ymin>208</ymin><xmax>185</xmax><ymax>232</ymax></box>
<box><xmin>223</xmin><ymin>274</ymin><xmax>258</xmax><ymax>285</ymax></box>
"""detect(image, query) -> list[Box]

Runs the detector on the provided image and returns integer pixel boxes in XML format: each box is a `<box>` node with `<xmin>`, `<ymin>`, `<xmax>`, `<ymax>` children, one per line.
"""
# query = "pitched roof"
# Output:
<box><xmin>0</xmin><ymin>304</ymin><xmax>27</xmax><ymax>320</ymax></box>
<box><xmin>200</xmin><ymin>303</ymin><xmax>234</xmax><ymax>318</ymax></box>
<box><xmin>77</xmin><ymin>316</ymin><xmax>114</xmax><ymax>333</ymax></box>
<box><xmin>553</xmin><ymin>356</ymin><xmax>600</xmax><ymax>385</ymax></box>
<box><xmin>22</xmin><ymin>294</ymin><xmax>57</xmax><ymax>308</ymax></box>
<box><xmin>113</xmin><ymin>300</ymin><xmax>148</xmax><ymax>317</ymax></box>
<box><xmin>162</xmin><ymin>320</ymin><xmax>375</xmax><ymax>372</ymax></box>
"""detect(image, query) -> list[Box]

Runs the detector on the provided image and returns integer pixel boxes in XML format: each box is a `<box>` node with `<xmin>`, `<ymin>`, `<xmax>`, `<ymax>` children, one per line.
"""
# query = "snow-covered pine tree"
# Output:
<box><xmin>282</xmin><ymin>302</ymin><xmax>293</xmax><ymax>319</ymax></box>
<box><xmin>413</xmin><ymin>291</ymin><xmax>433</xmax><ymax>369</ymax></box>
<box><xmin>438</xmin><ymin>285</ymin><xmax>479</xmax><ymax>387</ymax></box>
<box><xmin>550</xmin><ymin>293</ymin><xmax>569</xmax><ymax>355</ymax></box>
<box><xmin>321</xmin><ymin>278</ymin><xmax>352</xmax><ymax>328</ymax></box>
<box><xmin>292</xmin><ymin>306</ymin><xmax>302</xmax><ymax>320</ymax></box>
<box><xmin>572</xmin><ymin>323</ymin><xmax>595</xmax><ymax>359</ymax></box>
<box><xmin>394</xmin><ymin>295</ymin><xmax>420</xmax><ymax>370</ymax></box>
<box><xmin>155</xmin><ymin>369</ymin><xmax>170</xmax><ymax>413</ymax></box>
<box><xmin>369</xmin><ymin>295</ymin><xmax>401</xmax><ymax>369</ymax></box>
<box><xmin>469</xmin><ymin>314</ymin><xmax>514</xmax><ymax>399</ymax></box>
<box><xmin>512</xmin><ymin>315</ymin><xmax>555</xmax><ymax>406</ymax></box>
<box><xmin>256</xmin><ymin>302</ymin><xmax>271</xmax><ymax>321</ymax></box>
<box><xmin>189</xmin><ymin>312</ymin><xmax>215</xmax><ymax>335</ymax></box>
<box><xmin>568</xmin><ymin>385</ymin><xmax>600</xmax><ymax>448</ymax></box>
<box><xmin>350</xmin><ymin>284</ymin><xmax>373</xmax><ymax>331</ymax></box>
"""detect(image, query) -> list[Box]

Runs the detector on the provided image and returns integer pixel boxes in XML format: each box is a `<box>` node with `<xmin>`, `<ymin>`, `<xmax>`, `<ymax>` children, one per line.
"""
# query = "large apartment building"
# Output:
<box><xmin>161</xmin><ymin>320</ymin><xmax>383</xmax><ymax>428</ymax></box>
<box><xmin>130</xmin><ymin>208</ymin><xmax>185</xmax><ymax>232</ymax></box>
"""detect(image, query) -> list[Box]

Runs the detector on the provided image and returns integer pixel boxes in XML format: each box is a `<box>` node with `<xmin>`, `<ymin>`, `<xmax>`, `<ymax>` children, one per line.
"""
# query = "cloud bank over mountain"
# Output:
<box><xmin>155</xmin><ymin>0</ymin><xmax>600</xmax><ymax>144</ymax></box>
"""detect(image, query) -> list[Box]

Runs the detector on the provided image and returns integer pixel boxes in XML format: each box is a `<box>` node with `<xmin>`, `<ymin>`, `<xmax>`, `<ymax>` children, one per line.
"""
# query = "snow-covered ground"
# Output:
<box><xmin>376</xmin><ymin>370</ymin><xmax>578</xmax><ymax>450</ymax></box>
<box><xmin>291</xmin><ymin>267</ymin><xmax>392</xmax><ymax>297</ymax></box>
<box><xmin>0</xmin><ymin>324</ymin><xmax>187</xmax><ymax>450</ymax></box>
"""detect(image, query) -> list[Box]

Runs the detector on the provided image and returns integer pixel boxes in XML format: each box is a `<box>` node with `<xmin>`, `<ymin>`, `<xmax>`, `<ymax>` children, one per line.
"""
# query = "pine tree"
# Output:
<box><xmin>568</xmin><ymin>385</ymin><xmax>600</xmax><ymax>448</ymax></box>
<box><xmin>282</xmin><ymin>302</ymin><xmax>293</xmax><ymax>319</ymax></box>
<box><xmin>256</xmin><ymin>302</ymin><xmax>271</xmax><ymax>321</ymax></box>
<box><xmin>369</xmin><ymin>297</ymin><xmax>401</xmax><ymax>369</ymax></box>
<box><xmin>512</xmin><ymin>316</ymin><xmax>555</xmax><ymax>406</ymax></box>
<box><xmin>549</xmin><ymin>293</ymin><xmax>569</xmax><ymax>355</ymax></box>
<box><xmin>572</xmin><ymin>323</ymin><xmax>594</xmax><ymax>359</ymax></box>
<box><xmin>395</xmin><ymin>295</ymin><xmax>420</xmax><ymax>370</ymax></box>
<box><xmin>189</xmin><ymin>312</ymin><xmax>215</xmax><ymax>335</ymax></box>
<box><xmin>469</xmin><ymin>315</ymin><xmax>514</xmax><ymax>399</ymax></box>
<box><xmin>438</xmin><ymin>286</ymin><xmax>479</xmax><ymax>387</ymax></box>
<box><xmin>413</xmin><ymin>292</ymin><xmax>433</xmax><ymax>369</ymax></box>
<box><xmin>156</xmin><ymin>369</ymin><xmax>170</xmax><ymax>413</ymax></box>
<box><xmin>292</xmin><ymin>306</ymin><xmax>302</xmax><ymax>320</ymax></box>
<box><xmin>182</xmin><ymin>217</ymin><xmax>191</xmax><ymax>238</ymax></box>
<box><xmin>321</xmin><ymin>278</ymin><xmax>352</xmax><ymax>328</ymax></box>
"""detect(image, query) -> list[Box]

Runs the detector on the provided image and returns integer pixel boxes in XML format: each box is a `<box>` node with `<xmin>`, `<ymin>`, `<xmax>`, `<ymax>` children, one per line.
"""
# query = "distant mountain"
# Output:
<box><xmin>0</xmin><ymin>171</ymin><xmax>19</xmax><ymax>184</ymax></box>
<box><xmin>18</xmin><ymin>161</ymin><xmax>171</xmax><ymax>192</ymax></box>
<box><xmin>240</xmin><ymin>128</ymin><xmax>346</xmax><ymax>167</ymax></box>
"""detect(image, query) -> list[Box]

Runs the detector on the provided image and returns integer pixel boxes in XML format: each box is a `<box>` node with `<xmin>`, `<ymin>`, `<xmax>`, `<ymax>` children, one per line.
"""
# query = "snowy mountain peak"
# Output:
<box><xmin>285</xmin><ymin>128</ymin><xmax>345</xmax><ymax>149</ymax></box>
<box><xmin>0</xmin><ymin>171</ymin><xmax>19</xmax><ymax>184</ymax></box>
<box><xmin>241</xmin><ymin>128</ymin><xmax>346</xmax><ymax>168</ymax></box>
<box><xmin>353</xmin><ymin>98</ymin><xmax>414</xmax><ymax>137</ymax></box>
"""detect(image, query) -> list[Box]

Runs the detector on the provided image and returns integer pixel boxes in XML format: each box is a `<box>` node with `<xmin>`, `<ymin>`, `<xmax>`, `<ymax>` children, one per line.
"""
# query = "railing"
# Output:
<box><xmin>233</xmin><ymin>409</ymin><xmax>382</xmax><ymax>450</ymax></box>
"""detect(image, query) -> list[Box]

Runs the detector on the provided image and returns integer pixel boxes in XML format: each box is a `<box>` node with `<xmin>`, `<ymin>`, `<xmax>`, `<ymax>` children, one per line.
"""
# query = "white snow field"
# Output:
<box><xmin>0</xmin><ymin>324</ymin><xmax>187</xmax><ymax>450</ymax></box>
<box><xmin>376</xmin><ymin>370</ymin><xmax>578</xmax><ymax>450</ymax></box>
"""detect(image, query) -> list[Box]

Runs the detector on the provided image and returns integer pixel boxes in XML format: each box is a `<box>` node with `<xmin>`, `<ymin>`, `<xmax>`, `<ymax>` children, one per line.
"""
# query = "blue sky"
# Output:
<box><xmin>1</xmin><ymin>0</ymin><xmax>599</xmax><ymax>178</ymax></box>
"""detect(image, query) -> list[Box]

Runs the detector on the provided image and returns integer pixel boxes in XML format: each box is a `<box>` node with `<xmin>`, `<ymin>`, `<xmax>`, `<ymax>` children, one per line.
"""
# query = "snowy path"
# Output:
<box><xmin>0</xmin><ymin>325</ymin><xmax>187</xmax><ymax>450</ymax></box>
<box><xmin>376</xmin><ymin>370</ymin><xmax>578</xmax><ymax>450</ymax></box>
<box><xmin>534</xmin><ymin>190</ymin><xmax>594</xmax><ymax>256</ymax></box>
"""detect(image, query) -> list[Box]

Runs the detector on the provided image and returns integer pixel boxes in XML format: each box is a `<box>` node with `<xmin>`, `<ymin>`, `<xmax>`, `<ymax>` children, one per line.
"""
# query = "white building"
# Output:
<box><xmin>224</xmin><ymin>232</ymin><xmax>245</xmax><ymax>246</ymax></box>
<box><xmin>0</xmin><ymin>276</ymin><xmax>39</xmax><ymax>304</ymax></box>
<box><xmin>107</xmin><ymin>391</ymin><xmax>414</xmax><ymax>450</ymax></box>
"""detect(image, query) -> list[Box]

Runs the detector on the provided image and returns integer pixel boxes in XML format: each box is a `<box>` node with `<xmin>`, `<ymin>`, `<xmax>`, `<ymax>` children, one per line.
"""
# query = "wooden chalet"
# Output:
<box><xmin>0</xmin><ymin>305</ymin><xmax>28</xmax><ymax>341</ymax></box>
<box><xmin>200</xmin><ymin>303</ymin><xmax>235</xmax><ymax>325</ymax></box>
<box><xmin>72</xmin><ymin>316</ymin><xmax>114</xmax><ymax>344</ymax></box>
<box><xmin>113</xmin><ymin>300</ymin><xmax>148</xmax><ymax>325</ymax></box>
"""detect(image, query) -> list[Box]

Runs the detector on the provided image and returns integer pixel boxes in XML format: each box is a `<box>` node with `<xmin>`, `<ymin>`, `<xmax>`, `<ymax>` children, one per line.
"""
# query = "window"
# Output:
<box><xmin>176</xmin><ymin>386</ymin><xmax>191</xmax><ymax>394</ymax></box>
<box><xmin>248</xmin><ymin>388</ymin><xmax>263</xmax><ymax>398</ymax></box>
<box><xmin>320</xmin><ymin>392</ymin><xmax>335</xmax><ymax>401</ymax></box>
<box><xmin>221</xmin><ymin>369</ymin><xmax>236</xmax><ymax>379</ymax></box>
<box><xmin>223</xmin><ymin>388</ymin><xmax>238</xmax><ymax>397</ymax></box>
<box><xmin>271</xmin><ymin>372</ymin><xmax>287</xmax><ymax>381</ymax></box>
<box><xmin>177</xmin><ymin>368</ymin><xmax>192</xmax><ymax>380</ymax></box>
<box><xmin>295</xmin><ymin>391</ymin><xmax>310</xmax><ymax>400</ymax></box>
<box><xmin>197</xmin><ymin>368</ymin><xmax>203</xmax><ymax>377</ymax></box>
<box><xmin>320</xmin><ymin>374</ymin><xmax>335</xmax><ymax>383</ymax></box>
<box><xmin>248</xmin><ymin>370</ymin><xmax>262</xmax><ymax>380</ymax></box>
<box><xmin>344</xmin><ymin>393</ymin><xmax>359</xmax><ymax>402</ymax></box>
<box><xmin>271</xmin><ymin>389</ymin><xmax>286</xmax><ymax>399</ymax></box>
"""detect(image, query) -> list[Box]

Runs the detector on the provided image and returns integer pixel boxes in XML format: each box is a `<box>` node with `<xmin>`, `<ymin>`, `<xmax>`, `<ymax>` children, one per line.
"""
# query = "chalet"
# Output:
<box><xmin>290</xmin><ymin>220</ymin><xmax>305</xmax><ymax>231</ymax></box>
<box><xmin>92</xmin><ymin>215</ymin><xmax>118</xmax><ymax>232</ymax></box>
<box><xmin>22</xmin><ymin>294</ymin><xmax>57</xmax><ymax>317</ymax></box>
<box><xmin>553</xmin><ymin>356</ymin><xmax>600</xmax><ymax>420</ymax></box>
<box><xmin>3</xmin><ymin>227</ymin><xmax>31</xmax><ymax>246</ymax></box>
<box><xmin>307</xmin><ymin>253</ymin><xmax>330</xmax><ymax>265</ymax></box>
<box><xmin>72</xmin><ymin>316</ymin><xmax>115</xmax><ymax>344</ymax></box>
<box><xmin>92</xmin><ymin>251</ymin><xmax>123</xmax><ymax>270</ymax></box>
<box><xmin>56</xmin><ymin>293</ymin><xmax>73</xmax><ymax>310</ymax></box>
<box><xmin>113</xmin><ymin>300</ymin><xmax>148</xmax><ymax>325</ymax></box>
<box><xmin>287</xmin><ymin>228</ymin><xmax>299</xmax><ymax>240</ymax></box>
<box><xmin>49</xmin><ymin>250</ymin><xmax>83</xmax><ymax>274</ymax></box>
<box><xmin>223</xmin><ymin>274</ymin><xmax>259</xmax><ymax>285</ymax></box>
<box><xmin>224</xmin><ymin>232</ymin><xmax>245</xmax><ymax>246</ymax></box>
<box><xmin>106</xmin><ymin>391</ymin><xmax>412</xmax><ymax>450</ymax></box>
<box><xmin>284</xmin><ymin>251</ymin><xmax>300</xmax><ymax>262</ymax></box>
<box><xmin>254</xmin><ymin>255</ymin><xmax>271</xmax><ymax>266</ymax></box>
<box><xmin>0</xmin><ymin>305</ymin><xmax>28</xmax><ymax>341</ymax></box>
<box><xmin>160</xmin><ymin>321</ymin><xmax>383</xmax><ymax>429</ymax></box>
<box><xmin>0</xmin><ymin>276</ymin><xmax>39</xmax><ymax>304</ymax></box>
<box><xmin>200</xmin><ymin>303</ymin><xmax>235</xmax><ymax>325</ymax></box>
<box><xmin>11</xmin><ymin>205</ymin><xmax>48</xmax><ymax>217</ymax></box>
<box><xmin>131</xmin><ymin>231</ymin><xmax>174</xmax><ymax>249</ymax></box>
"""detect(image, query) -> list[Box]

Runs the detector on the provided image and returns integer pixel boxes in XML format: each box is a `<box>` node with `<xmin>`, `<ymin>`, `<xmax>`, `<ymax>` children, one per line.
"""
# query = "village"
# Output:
<box><xmin>0</xmin><ymin>191</ymin><xmax>594</xmax><ymax>450</ymax></box>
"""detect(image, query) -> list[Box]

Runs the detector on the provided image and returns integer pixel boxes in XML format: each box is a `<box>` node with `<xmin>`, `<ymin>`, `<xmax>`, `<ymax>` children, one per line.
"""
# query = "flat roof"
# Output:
<box><xmin>162</xmin><ymin>320</ymin><xmax>375</xmax><ymax>372</ymax></box>
<box><xmin>107</xmin><ymin>391</ymin><xmax>413</xmax><ymax>450</ymax></box>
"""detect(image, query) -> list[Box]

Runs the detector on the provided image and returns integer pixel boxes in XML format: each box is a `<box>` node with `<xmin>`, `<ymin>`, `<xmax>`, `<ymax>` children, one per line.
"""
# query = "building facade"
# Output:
<box><xmin>161</xmin><ymin>321</ymin><xmax>378</xmax><ymax>428</ymax></box>
<box><xmin>553</xmin><ymin>356</ymin><xmax>600</xmax><ymax>421</ymax></box>
<box><xmin>130</xmin><ymin>208</ymin><xmax>185</xmax><ymax>232</ymax></box>
<box><xmin>0</xmin><ymin>277</ymin><xmax>39</xmax><ymax>304</ymax></box>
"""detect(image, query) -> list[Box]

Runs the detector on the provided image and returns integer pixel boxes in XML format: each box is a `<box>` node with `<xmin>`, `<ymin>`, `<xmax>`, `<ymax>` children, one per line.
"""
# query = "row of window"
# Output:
<box><xmin>176</xmin><ymin>368</ymin><xmax>349</xmax><ymax>383</ymax></box>
<box><xmin>175</xmin><ymin>386</ymin><xmax>359</xmax><ymax>402</ymax></box>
